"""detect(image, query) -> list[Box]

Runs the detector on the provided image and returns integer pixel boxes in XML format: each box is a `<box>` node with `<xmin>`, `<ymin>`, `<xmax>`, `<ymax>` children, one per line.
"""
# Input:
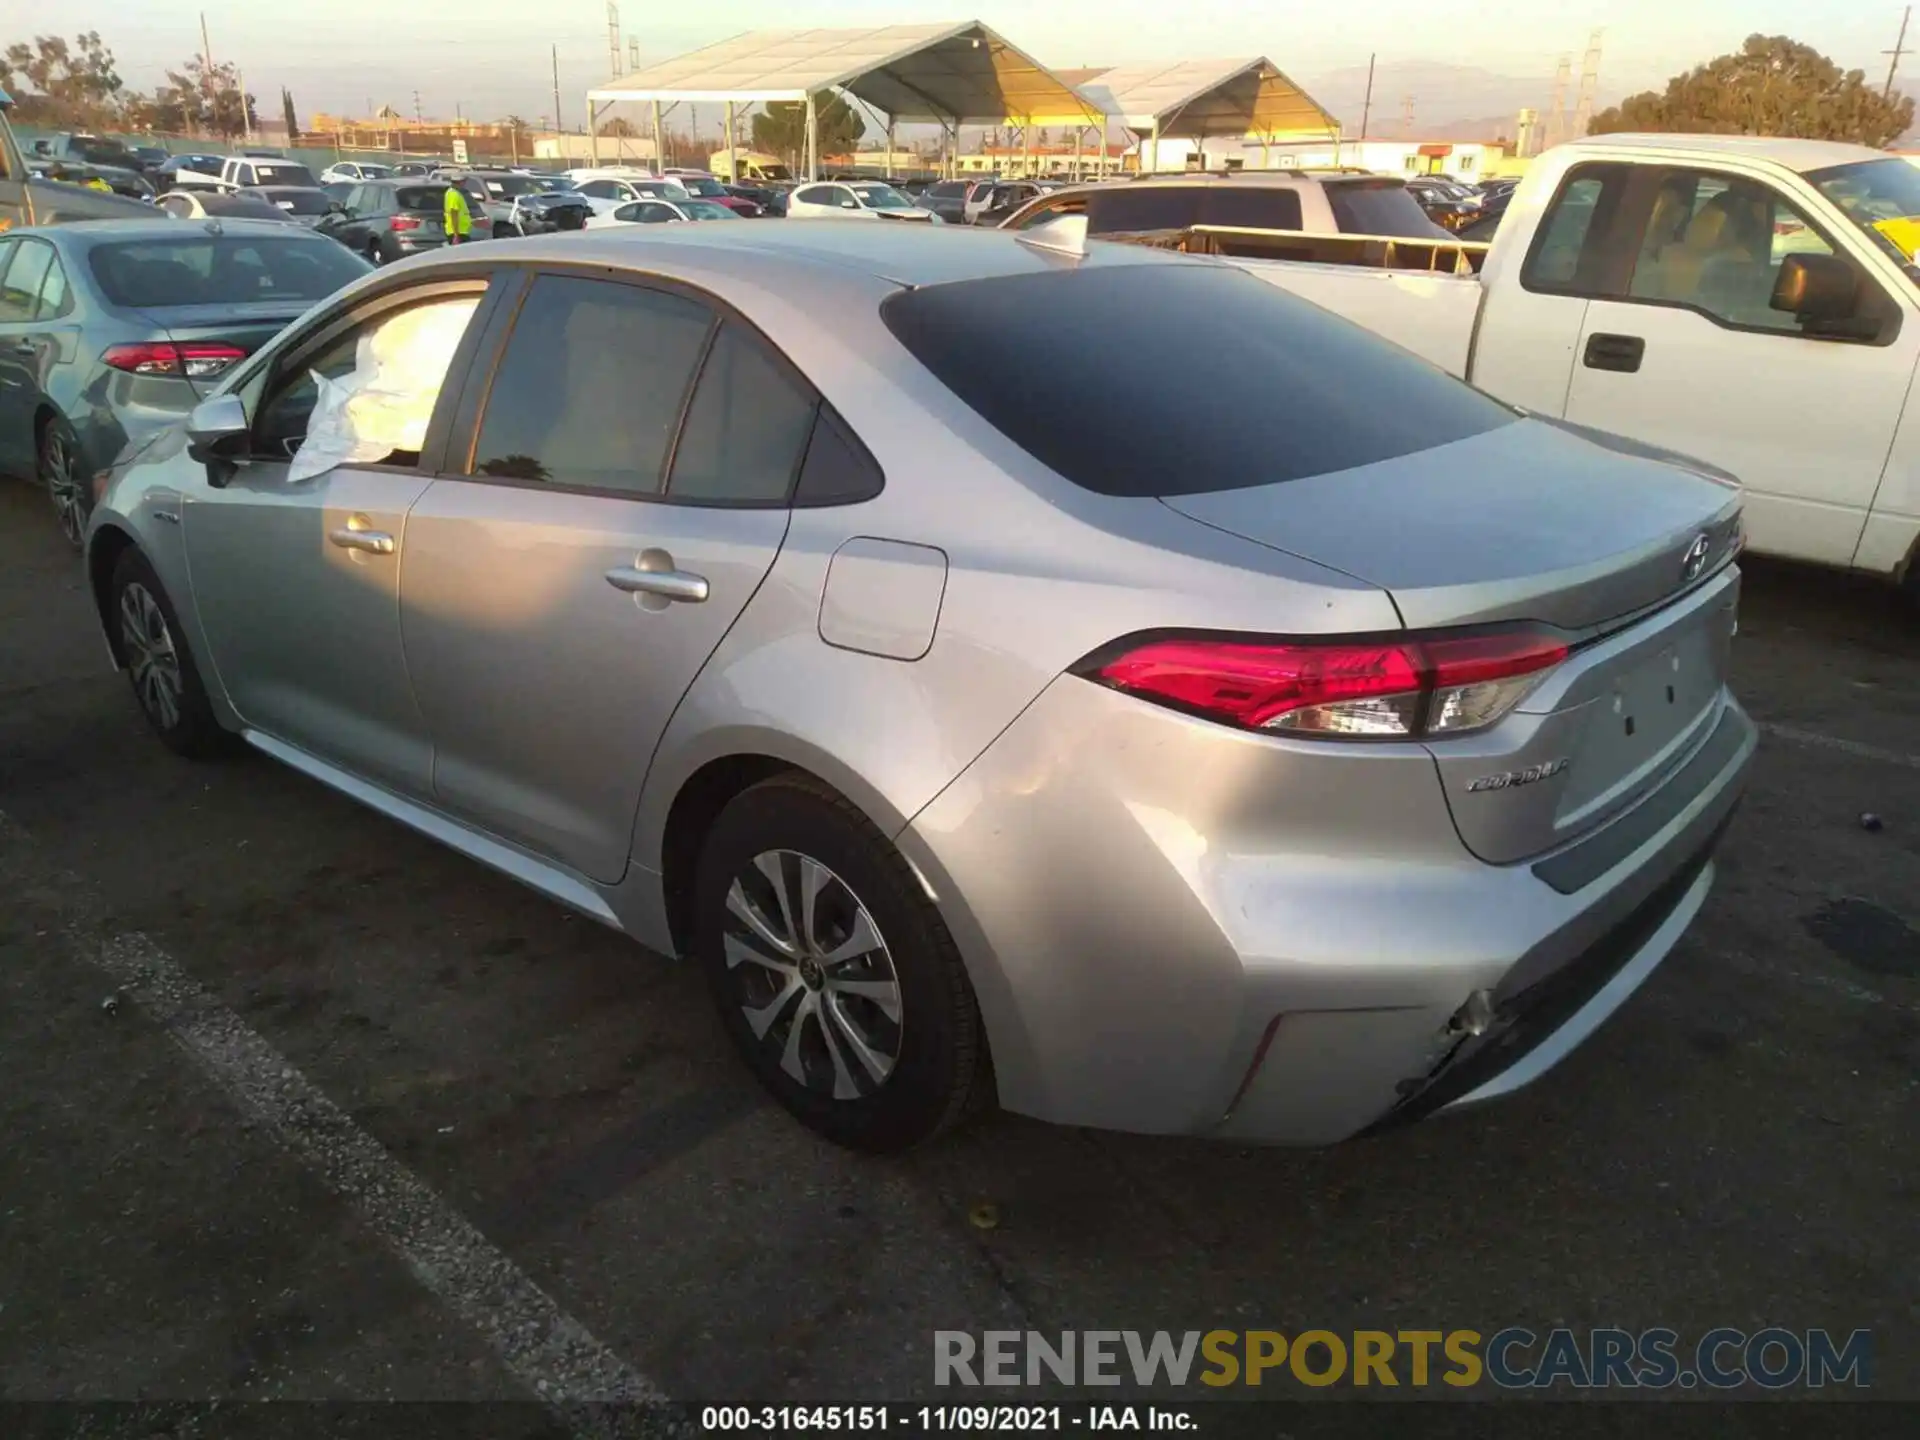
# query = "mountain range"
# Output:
<box><xmin>1294</xmin><ymin>59</ymin><xmax>1626</xmax><ymax>142</ymax></box>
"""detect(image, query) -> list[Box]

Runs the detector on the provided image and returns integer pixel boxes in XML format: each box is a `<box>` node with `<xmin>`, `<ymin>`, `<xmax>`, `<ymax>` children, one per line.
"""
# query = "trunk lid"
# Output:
<box><xmin>1161</xmin><ymin>417</ymin><xmax>1745</xmax><ymax>864</ymax></box>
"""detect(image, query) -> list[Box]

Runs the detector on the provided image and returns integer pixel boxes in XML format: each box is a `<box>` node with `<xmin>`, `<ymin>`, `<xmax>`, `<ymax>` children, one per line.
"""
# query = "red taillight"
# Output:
<box><xmin>1080</xmin><ymin>630</ymin><xmax>1569</xmax><ymax>740</ymax></box>
<box><xmin>102</xmin><ymin>341</ymin><xmax>248</xmax><ymax>380</ymax></box>
<box><xmin>391</xmin><ymin>215</ymin><xmax>421</xmax><ymax>231</ymax></box>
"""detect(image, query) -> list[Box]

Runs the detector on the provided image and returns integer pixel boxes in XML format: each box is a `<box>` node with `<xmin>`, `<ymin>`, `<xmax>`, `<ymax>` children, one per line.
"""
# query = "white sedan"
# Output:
<box><xmin>320</xmin><ymin>161</ymin><xmax>393</xmax><ymax>184</ymax></box>
<box><xmin>583</xmin><ymin>197</ymin><xmax>742</xmax><ymax>228</ymax></box>
<box><xmin>786</xmin><ymin>181</ymin><xmax>940</xmax><ymax>222</ymax></box>
<box><xmin>573</xmin><ymin>176</ymin><xmax>692</xmax><ymax>217</ymax></box>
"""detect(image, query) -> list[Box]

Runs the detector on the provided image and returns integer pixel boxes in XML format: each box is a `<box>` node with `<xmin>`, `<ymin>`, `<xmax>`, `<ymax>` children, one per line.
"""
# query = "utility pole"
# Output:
<box><xmin>1359</xmin><ymin>53</ymin><xmax>1375</xmax><ymax>140</ymax></box>
<box><xmin>199</xmin><ymin>11</ymin><xmax>215</xmax><ymax>138</ymax></box>
<box><xmin>1574</xmin><ymin>29</ymin><xmax>1604</xmax><ymax>139</ymax></box>
<box><xmin>1401</xmin><ymin>93</ymin><xmax>1414</xmax><ymax>138</ymax></box>
<box><xmin>1887</xmin><ymin>6</ymin><xmax>1913</xmax><ymax>99</ymax></box>
<box><xmin>552</xmin><ymin>44</ymin><xmax>563</xmax><ymax>133</ymax></box>
<box><xmin>413</xmin><ymin>89</ymin><xmax>422</xmax><ymax>125</ymax></box>
<box><xmin>238</xmin><ymin>66</ymin><xmax>251</xmax><ymax>142</ymax></box>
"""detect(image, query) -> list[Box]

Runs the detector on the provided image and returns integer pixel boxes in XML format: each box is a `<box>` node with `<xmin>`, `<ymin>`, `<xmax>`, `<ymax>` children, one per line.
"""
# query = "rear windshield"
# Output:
<box><xmin>397</xmin><ymin>185</ymin><xmax>449</xmax><ymax>210</ymax></box>
<box><xmin>1325</xmin><ymin>181</ymin><xmax>1449</xmax><ymax>239</ymax></box>
<box><xmin>252</xmin><ymin>162</ymin><xmax>318</xmax><ymax>187</ymax></box>
<box><xmin>255</xmin><ymin>189</ymin><xmax>329</xmax><ymax>215</ymax></box>
<box><xmin>1086</xmin><ymin>185</ymin><xmax>1304</xmax><ymax>234</ymax></box>
<box><xmin>202</xmin><ymin>195</ymin><xmax>291</xmax><ymax>220</ymax></box>
<box><xmin>88</xmin><ymin>235</ymin><xmax>369</xmax><ymax>308</ymax></box>
<box><xmin>881</xmin><ymin>264</ymin><xmax>1515</xmax><ymax>497</ymax></box>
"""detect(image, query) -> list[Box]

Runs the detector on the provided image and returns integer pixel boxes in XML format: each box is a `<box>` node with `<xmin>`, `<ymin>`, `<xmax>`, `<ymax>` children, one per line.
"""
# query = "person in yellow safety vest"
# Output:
<box><xmin>443</xmin><ymin>182</ymin><xmax>473</xmax><ymax>245</ymax></box>
<box><xmin>83</xmin><ymin>176</ymin><xmax>113</xmax><ymax>192</ymax></box>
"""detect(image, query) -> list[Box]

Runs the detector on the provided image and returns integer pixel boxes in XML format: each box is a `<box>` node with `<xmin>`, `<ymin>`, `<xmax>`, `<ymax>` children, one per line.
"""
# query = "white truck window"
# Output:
<box><xmin>1628</xmin><ymin>171</ymin><xmax>1838</xmax><ymax>332</ymax></box>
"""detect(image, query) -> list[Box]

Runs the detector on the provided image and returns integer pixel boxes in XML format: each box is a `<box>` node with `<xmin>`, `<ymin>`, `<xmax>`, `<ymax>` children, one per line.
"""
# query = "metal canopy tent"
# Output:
<box><xmin>1072</xmin><ymin>57</ymin><xmax>1341</xmax><ymax>172</ymax></box>
<box><xmin>585</xmin><ymin>21</ymin><xmax>1101</xmax><ymax>180</ymax></box>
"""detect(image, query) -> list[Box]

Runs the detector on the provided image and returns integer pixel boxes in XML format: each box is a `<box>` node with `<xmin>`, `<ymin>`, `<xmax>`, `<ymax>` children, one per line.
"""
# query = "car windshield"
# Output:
<box><xmin>852</xmin><ymin>184</ymin><xmax>912</xmax><ymax>210</ymax></box>
<box><xmin>680</xmin><ymin>200</ymin><xmax>737</xmax><ymax>220</ymax></box>
<box><xmin>755</xmin><ymin>163</ymin><xmax>793</xmax><ymax>180</ymax></box>
<box><xmin>72</xmin><ymin>137</ymin><xmax>134</xmax><ymax>166</ymax></box>
<box><xmin>680</xmin><ymin>178</ymin><xmax>726</xmax><ymax>197</ymax></box>
<box><xmin>1808</xmin><ymin>158</ymin><xmax>1920</xmax><ymax>271</ymax></box>
<box><xmin>201</xmin><ymin>195</ymin><xmax>292</xmax><ymax>220</ymax></box>
<box><xmin>479</xmin><ymin>175</ymin><xmax>544</xmax><ymax>196</ymax></box>
<box><xmin>1326</xmin><ymin>181</ymin><xmax>1452</xmax><ymax>239</ymax></box>
<box><xmin>396</xmin><ymin>185</ymin><xmax>450</xmax><ymax>211</ymax></box>
<box><xmin>88</xmin><ymin>235</ymin><xmax>370</xmax><ymax>308</ymax></box>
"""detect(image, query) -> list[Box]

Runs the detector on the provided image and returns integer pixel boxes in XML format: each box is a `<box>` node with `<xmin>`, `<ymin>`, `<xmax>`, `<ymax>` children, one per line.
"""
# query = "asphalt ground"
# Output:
<box><xmin>0</xmin><ymin>478</ymin><xmax>1914</xmax><ymax>1433</ymax></box>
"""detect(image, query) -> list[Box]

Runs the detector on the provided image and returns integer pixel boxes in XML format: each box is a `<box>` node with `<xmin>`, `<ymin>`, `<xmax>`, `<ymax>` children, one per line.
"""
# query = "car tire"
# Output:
<box><xmin>38</xmin><ymin>414</ymin><xmax>88</xmax><ymax>550</ymax></box>
<box><xmin>109</xmin><ymin>547</ymin><xmax>235</xmax><ymax>759</ymax></box>
<box><xmin>695</xmin><ymin>774</ymin><xmax>991</xmax><ymax>1152</ymax></box>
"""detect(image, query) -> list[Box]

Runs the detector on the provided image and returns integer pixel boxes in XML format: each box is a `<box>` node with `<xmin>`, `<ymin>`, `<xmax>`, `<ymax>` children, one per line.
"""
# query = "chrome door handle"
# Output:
<box><xmin>328</xmin><ymin>523</ymin><xmax>395</xmax><ymax>555</ymax></box>
<box><xmin>605</xmin><ymin>565</ymin><xmax>708</xmax><ymax>602</ymax></box>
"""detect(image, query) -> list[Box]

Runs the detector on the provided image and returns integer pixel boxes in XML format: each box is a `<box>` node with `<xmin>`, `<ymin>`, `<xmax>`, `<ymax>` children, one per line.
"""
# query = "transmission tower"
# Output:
<box><xmin>1573</xmin><ymin>29</ymin><xmax>1605</xmax><ymax>138</ymax></box>
<box><xmin>606</xmin><ymin>2</ymin><xmax>622</xmax><ymax>79</ymax></box>
<box><xmin>1544</xmin><ymin>55</ymin><xmax>1571</xmax><ymax>150</ymax></box>
<box><xmin>1401</xmin><ymin>93</ymin><xmax>1415</xmax><ymax>137</ymax></box>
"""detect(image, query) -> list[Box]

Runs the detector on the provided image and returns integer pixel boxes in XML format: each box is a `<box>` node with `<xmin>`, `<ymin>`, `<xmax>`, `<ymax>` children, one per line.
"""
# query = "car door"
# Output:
<box><xmin>1558</xmin><ymin>163</ymin><xmax>1920</xmax><ymax>569</ymax></box>
<box><xmin>577</xmin><ymin>180</ymin><xmax>619</xmax><ymax>216</ymax></box>
<box><xmin>399</xmin><ymin>271</ymin><xmax>810</xmax><ymax>882</ymax></box>
<box><xmin>0</xmin><ymin>237</ymin><xmax>57</xmax><ymax>476</ymax></box>
<box><xmin>180</xmin><ymin>276</ymin><xmax>500</xmax><ymax>795</ymax></box>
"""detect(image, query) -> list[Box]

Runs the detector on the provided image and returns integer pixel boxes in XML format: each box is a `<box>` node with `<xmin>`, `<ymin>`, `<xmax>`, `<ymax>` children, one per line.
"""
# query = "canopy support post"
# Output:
<box><xmin>651</xmin><ymin>99</ymin><xmax>664</xmax><ymax>175</ymax></box>
<box><xmin>724</xmin><ymin>100</ymin><xmax>735</xmax><ymax>178</ymax></box>
<box><xmin>588</xmin><ymin>101</ymin><xmax>600</xmax><ymax>164</ymax></box>
<box><xmin>805</xmin><ymin>91</ymin><xmax>818</xmax><ymax>180</ymax></box>
<box><xmin>885</xmin><ymin>117</ymin><xmax>894</xmax><ymax>179</ymax></box>
<box><xmin>1072</xmin><ymin>126</ymin><xmax>1081</xmax><ymax>181</ymax></box>
<box><xmin>1149</xmin><ymin>117</ymin><xmax>1160</xmax><ymax>174</ymax></box>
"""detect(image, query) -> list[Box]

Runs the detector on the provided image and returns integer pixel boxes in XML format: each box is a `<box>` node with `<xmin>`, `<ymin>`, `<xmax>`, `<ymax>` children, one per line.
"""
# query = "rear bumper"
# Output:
<box><xmin>899</xmin><ymin>677</ymin><xmax>1756</xmax><ymax>1145</ymax></box>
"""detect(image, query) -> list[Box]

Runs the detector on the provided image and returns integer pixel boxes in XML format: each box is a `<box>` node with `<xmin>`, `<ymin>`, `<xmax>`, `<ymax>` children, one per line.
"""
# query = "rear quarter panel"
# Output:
<box><xmin>1235</xmin><ymin>259</ymin><xmax>1481</xmax><ymax>374</ymax></box>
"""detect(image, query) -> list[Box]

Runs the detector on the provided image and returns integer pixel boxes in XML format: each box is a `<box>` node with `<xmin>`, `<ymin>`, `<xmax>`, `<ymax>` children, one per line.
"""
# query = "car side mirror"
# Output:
<box><xmin>841</xmin><ymin>199</ymin><xmax>859</xmax><ymax>209</ymax></box>
<box><xmin>186</xmin><ymin>394</ymin><xmax>249</xmax><ymax>480</ymax></box>
<box><xmin>1772</xmin><ymin>252</ymin><xmax>1859</xmax><ymax>325</ymax></box>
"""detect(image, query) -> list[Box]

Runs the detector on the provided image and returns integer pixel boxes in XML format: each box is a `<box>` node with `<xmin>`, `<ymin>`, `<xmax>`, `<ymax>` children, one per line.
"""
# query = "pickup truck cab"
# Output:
<box><xmin>167</xmin><ymin>155</ymin><xmax>321</xmax><ymax>193</ymax></box>
<box><xmin>1239</xmin><ymin>135</ymin><xmax>1920</xmax><ymax>589</ymax></box>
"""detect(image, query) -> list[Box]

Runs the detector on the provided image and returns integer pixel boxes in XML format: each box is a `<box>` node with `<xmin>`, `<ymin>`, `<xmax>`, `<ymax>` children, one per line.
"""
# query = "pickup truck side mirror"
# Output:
<box><xmin>1771</xmin><ymin>252</ymin><xmax>1859</xmax><ymax>324</ymax></box>
<box><xmin>186</xmin><ymin>394</ymin><xmax>250</xmax><ymax>482</ymax></box>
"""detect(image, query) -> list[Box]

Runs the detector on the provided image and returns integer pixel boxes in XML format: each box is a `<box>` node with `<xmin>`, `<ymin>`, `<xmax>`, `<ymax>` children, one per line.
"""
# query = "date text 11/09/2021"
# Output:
<box><xmin>701</xmin><ymin>1408</ymin><xmax>1191</xmax><ymax>1432</ymax></box>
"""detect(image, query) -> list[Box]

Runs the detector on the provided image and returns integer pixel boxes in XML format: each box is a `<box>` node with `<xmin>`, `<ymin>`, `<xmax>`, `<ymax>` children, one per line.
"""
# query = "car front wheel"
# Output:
<box><xmin>695</xmin><ymin>775</ymin><xmax>990</xmax><ymax>1152</ymax></box>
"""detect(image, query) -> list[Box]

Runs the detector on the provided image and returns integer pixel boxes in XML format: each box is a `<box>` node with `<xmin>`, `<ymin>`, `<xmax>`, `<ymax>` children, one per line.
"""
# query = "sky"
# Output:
<box><xmin>5</xmin><ymin>0</ymin><xmax>1908</xmax><ymax>134</ymax></box>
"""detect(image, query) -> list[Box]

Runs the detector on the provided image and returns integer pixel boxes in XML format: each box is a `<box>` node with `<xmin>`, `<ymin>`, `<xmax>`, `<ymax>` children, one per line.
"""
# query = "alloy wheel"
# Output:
<box><xmin>722</xmin><ymin>849</ymin><xmax>904</xmax><ymax>1101</ymax></box>
<box><xmin>42</xmin><ymin>428</ymin><xmax>85</xmax><ymax>547</ymax></box>
<box><xmin>119</xmin><ymin>582</ymin><xmax>184</xmax><ymax>731</ymax></box>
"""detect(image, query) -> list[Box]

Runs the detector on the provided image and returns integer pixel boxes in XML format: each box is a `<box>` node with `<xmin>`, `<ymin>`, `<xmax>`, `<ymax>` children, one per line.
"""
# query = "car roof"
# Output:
<box><xmin>1560</xmin><ymin>132</ymin><xmax>1886</xmax><ymax>174</ymax></box>
<box><xmin>411</xmin><ymin>219</ymin><xmax>1190</xmax><ymax>289</ymax></box>
<box><xmin>22</xmin><ymin>218</ymin><xmax>321</xmax><ymax>248</ymax></box>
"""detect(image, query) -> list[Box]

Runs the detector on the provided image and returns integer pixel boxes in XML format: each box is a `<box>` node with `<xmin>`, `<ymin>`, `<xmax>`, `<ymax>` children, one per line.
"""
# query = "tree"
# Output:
<box><xmin>0</xmin><ymin>31</ymin><xmax>123</xmax><ymax>127</ymax></box>
<box><xmin>751</xmin><ymin>93</ymin><xmax>865</xmax><ymax>170</ymax></box>
<box><xmin>156</xmin><ymin>56</ymin><xmax>257</xmax><ymax>138</ymax></box>
<box><xmin>1589</xmin><ymin>34</ymin><xmax>1913</xmax><ymax>148</ymax></box>
<box><xmin>282</xmin><ymin>87</ymin><xmax>300</xmax><ymax>142</ymax></box>
<box><xmin>598</xmin><ymin>116</ymin><xmax>637</xmax><ymax>137</ymax></box>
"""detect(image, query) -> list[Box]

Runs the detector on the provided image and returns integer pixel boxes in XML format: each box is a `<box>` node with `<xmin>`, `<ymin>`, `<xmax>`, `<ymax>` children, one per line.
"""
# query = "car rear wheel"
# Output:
<box><xmin>695</xmin><ymin>775</ymin><xmax>990</xmax><ymax>1152</ymax></box>
<box><xmin>110</xmin><ymin>547</ymin><xmax>233</xmax><ymax>759</ymax></box>
<box><xmin>39</xmin><ymin>417</ymin><xmax>87</xmax><ymax>550</ymax></box>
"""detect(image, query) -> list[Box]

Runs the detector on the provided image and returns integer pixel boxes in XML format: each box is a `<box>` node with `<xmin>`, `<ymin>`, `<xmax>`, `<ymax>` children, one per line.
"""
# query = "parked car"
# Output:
<box><xmin>786</xmin><ymin>181</ymin><xmax>937</xmax><ymax>222</ymax></box>
<box><xmin>583</xmin><ymin>197</ymin><xmax>741</xmax><ymax>228</ymax></box>
<box><xmin>165</xmin><ymin>155</ymin><xmax>322</xmax><ymax>194</ymax></box>
<box><xmin>127</xmin><ymin>145</ymin><xmax>171</xmax><ymax>178</ymax></box>
<box><xmin>573</xmin><ymin>175</ymin><xmax>691</xmax><ymax>217</ymax></box>
<box><xmin>973</xmin><ymin>179</ymin><xmax>1064</xmax><ymax>227</ymax></box>
<box><xmin>1405</xmin><ymin>177</ymin><xmax>1481</xmax><ymax>231</ymax></box>
<box><xmin>321</xmin><ymin>161</ymin><xmax>394</xmax><ymax>184</ymax></box>
<box><xmin>959</xmin><ymin>177</ymin><xmax>1006</xmax><ymax>224</ymax></box>
<box><xmin>84</xmin><ymin>223</ymin><xmax>1752</xmax><ymax>1152</ymax></box>
<box><xmin>916</xmin><ymin>179</ymin><xmax>971</xmax><ymax>224</ymax></box>
<box><xmin>37</xmin><ymin>160</ymin><xmax>155</xmax><ymax>202</ymax></box>
<box><xmin>153</xmin><ymin>153</ymin><xmax>226</xmax><ymax>187</ymax></box>
<box><xmin>390</xmin><ymin>161</ymin><xmax>438</xmax><ymax>179</ymax></box>
<box><xmin>1235</xmin><ymin>134</ymin><xmax>1920</xmax><ymax>589</ymax></box>
<box><xmin>506</xmin><ymin>190</ymin><xmax>592</xmax><ymax>235</ymax></box>
<box><xmin>156</xmin><ymin>190</ymin><xmax>294</xmax><ymax>223</ymax></box>
<box><xmin>669</xmin><ymin>174</ymin><xmax>764</xmax><ymax>216</ymax></box>
<box><xmin>1</xmin><ymin>218</ymin><xmax>368</xmax><ymax>544</ymax></box>
<box><xmin>315</xmin><ymin>180</ymin><xmax>451</xmax><ymax>263</ymax></box>
<box><xmin>238</xmin><ymin>186</ymin><xmax>334</xmax><ymax>228</ymax></box>
<box><xmin>999</xmin><ymin>171</ymin><xmax>1453</xmax><ymax>242</ymax></box>
<box><xmin>441</xmin><ymin>169</ymin><xmax>574</xmax><ymax>236</ymax></box>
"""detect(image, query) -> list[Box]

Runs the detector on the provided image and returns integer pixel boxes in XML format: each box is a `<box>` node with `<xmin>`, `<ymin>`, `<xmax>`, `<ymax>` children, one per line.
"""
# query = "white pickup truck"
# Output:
<box><xmin>167</xmin><ymin>154</ymin><xmax>322</xmax><ymax>193</ymax></box>
<box><xmin>1246</xmin><ymin>135</ymin><xmax>1920</xmax><ymax>590</ymax></box>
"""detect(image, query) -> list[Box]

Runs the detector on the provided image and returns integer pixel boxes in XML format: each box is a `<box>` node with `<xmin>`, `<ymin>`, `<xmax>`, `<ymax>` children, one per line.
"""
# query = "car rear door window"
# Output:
<box><xmin>667</xmin><ymin>322</ymin><xmax>818</xmax><ymax>504</ymax></box>
<box><xmin>1203</xmin><ymin>186</ymin><xmax>1303</xmax><ymax>230</ymax></box>
<box><xmin>35</xmin><ymin>252</ymin><xmax>70</xmax><ymax>318</ymax></box>
<box><xmin>396</xmin><ymin>186</ymin><xmax>445</xmax><ymax>211</ymax></box>
<box><xmin>1523</xmin><ymin>165</ymin><xmax>1631</xmax><ymax>294</ymax></box>
<box><xmin>0</xmin><ymin>241</ymin><xmax>55</xmax><ymax>322</ymax></box>
<box><xmin>470</xmin><ymin>274</ymin><xmax>714</xmax><ymax>495</ymax></box>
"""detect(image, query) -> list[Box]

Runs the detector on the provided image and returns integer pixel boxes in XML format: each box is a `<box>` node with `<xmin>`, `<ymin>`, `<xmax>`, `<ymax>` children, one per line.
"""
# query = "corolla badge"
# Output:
<box><xmin>1681</xmin><ymin>532</ymin><xmax>1712</xmax><ymax>583</ymax></box>
<box><xmin>1466</xmin><ymin>758</ymin><xmax>1570</xmax><ymax>793</ymax></box>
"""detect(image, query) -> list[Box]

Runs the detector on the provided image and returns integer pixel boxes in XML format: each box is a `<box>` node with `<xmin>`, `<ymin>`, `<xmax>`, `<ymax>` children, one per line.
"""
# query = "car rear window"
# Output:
<box><xmin>1085</xmin><ymin>185</ymin><xmax>1304</xmax><ymax>234</ymax></box>
<box><xmin>881</xmin><ymin>264</ymin><xmax>1516</xmax><ymax>497</ymax></box>
<box><xmin>397</xmin><ymin>185</ymin><xmax>449</xmax><ymax>210</ymax></box>
<box><xmin>253</xmin><ymin>163</ymin><xmax>318</xmax><ymax>187</ymax></box>
<box><xmin>256</xmin><ymin>189</ymin><xmax>329</xmax><ymax>215</ymax></box>
<box><xmin>1324</xmin><ymin>181</ymin><xmax>1447</xmax><ymax>238</ymax></box>
<box><xmin>88</xmin><ymin>235</ymin><xmax>369</xmax><ymax>308</ymax></box>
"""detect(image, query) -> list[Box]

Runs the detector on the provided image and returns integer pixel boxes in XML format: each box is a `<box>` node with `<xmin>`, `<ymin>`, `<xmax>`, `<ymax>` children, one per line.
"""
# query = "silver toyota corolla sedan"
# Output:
<box><xmin>84</xmin><ymin>223</ymin><xmax>1755</xmax><ymax>1152</ymax></box>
